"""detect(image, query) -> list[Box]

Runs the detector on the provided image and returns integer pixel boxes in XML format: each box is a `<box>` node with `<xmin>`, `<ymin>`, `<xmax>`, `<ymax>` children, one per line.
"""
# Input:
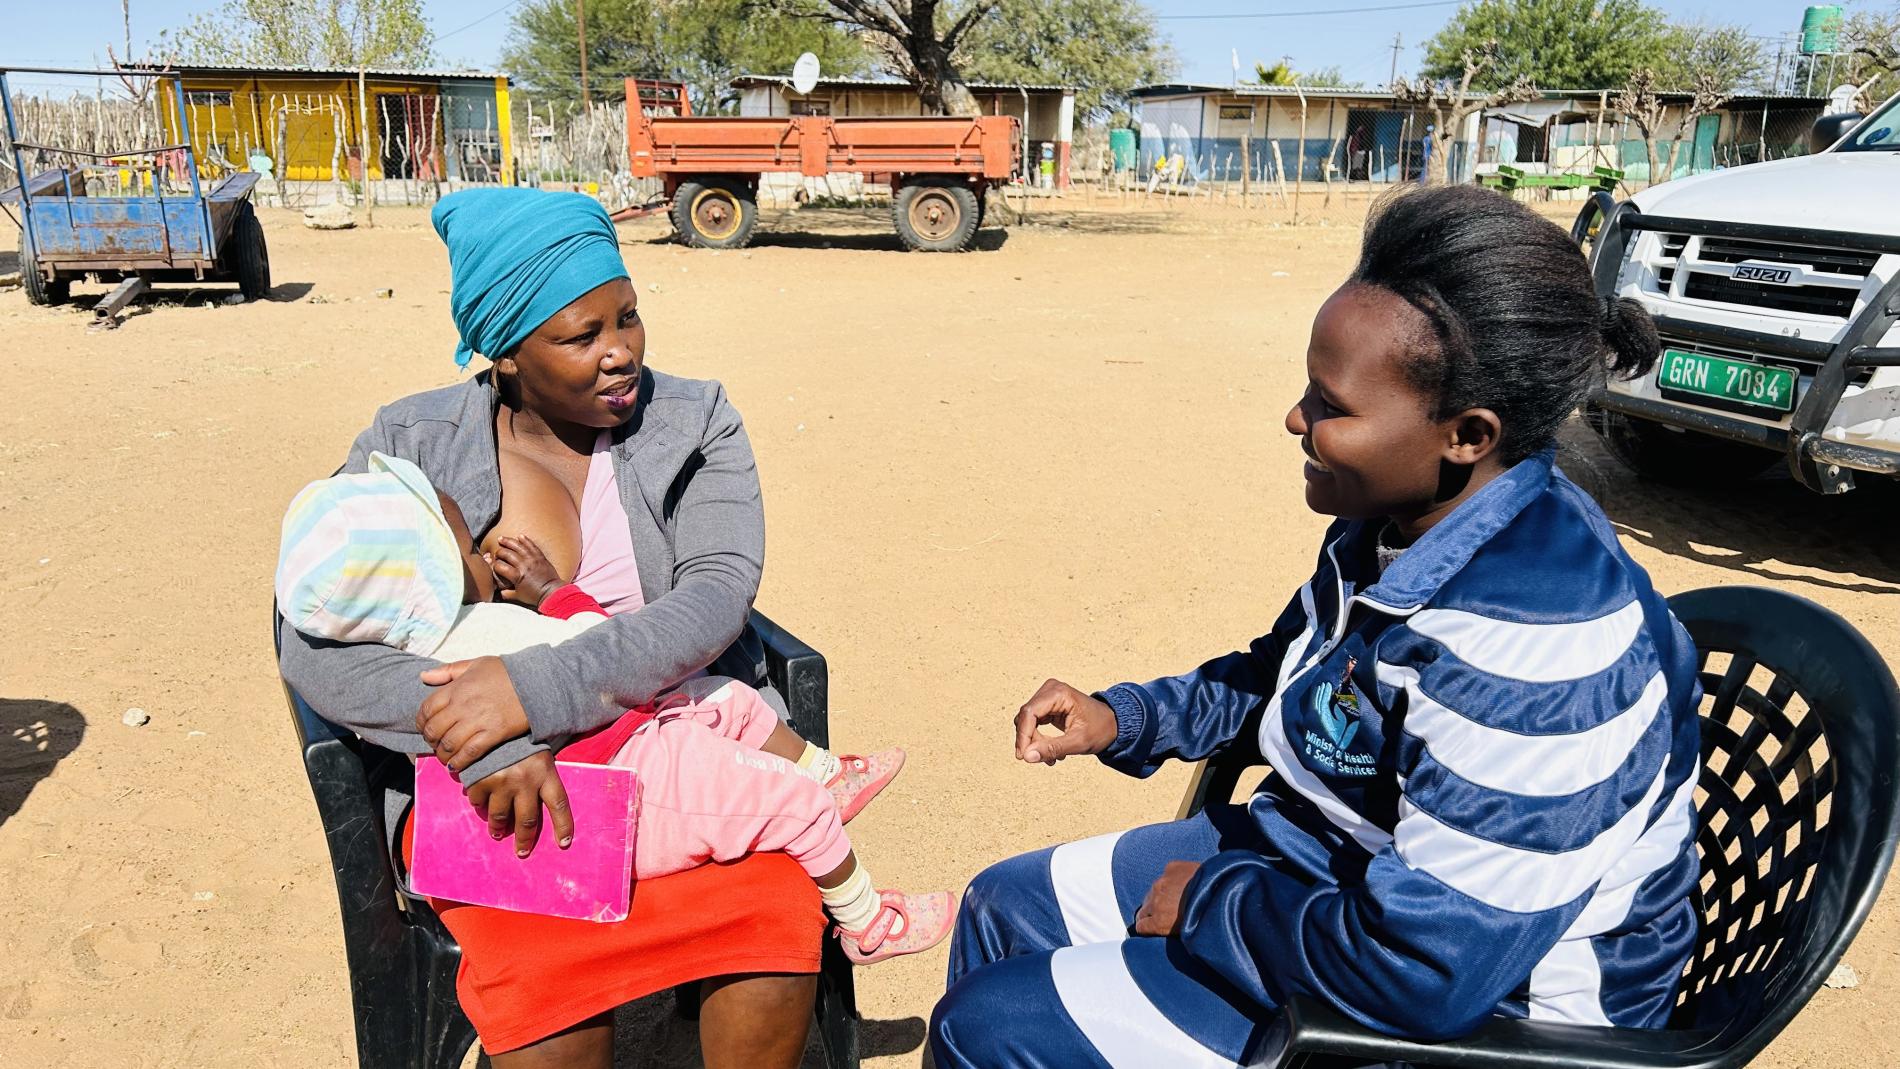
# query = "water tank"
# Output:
<box><xmin>1801</xmin><ymin>6</ymin><xmax>1843</xmax><ymax>55</ymax></box>
<box><xmin>1109</xmin><ymin>128</ymin><xmax>1137</xmax><ymax>172</ymax></box>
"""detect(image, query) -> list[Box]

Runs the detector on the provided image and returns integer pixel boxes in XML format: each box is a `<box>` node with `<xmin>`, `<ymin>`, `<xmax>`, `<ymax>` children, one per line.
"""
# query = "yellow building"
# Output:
<box><xmin>130</xmin><ymin>63</ymin><xmax>512</xmax><ymax>186</ymax></box>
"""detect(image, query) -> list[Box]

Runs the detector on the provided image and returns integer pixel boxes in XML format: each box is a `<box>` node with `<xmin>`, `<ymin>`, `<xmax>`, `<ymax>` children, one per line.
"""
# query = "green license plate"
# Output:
<box><xmin>1656</xmin><ymin>349</ymin><xmax>1797</xmax><ymax>413</ymax></box>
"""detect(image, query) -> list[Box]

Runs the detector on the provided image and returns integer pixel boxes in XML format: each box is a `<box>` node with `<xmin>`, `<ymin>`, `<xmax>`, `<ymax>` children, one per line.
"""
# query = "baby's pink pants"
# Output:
<box><xmin>606</xmin><ymin>677</ymin><xmax>852</xmax><ymax>882</ymax></box>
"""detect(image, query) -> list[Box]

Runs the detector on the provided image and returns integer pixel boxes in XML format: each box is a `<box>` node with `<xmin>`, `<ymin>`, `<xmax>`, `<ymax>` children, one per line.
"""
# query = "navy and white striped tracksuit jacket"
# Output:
<box><xmin>933</xmin><ymin>450</ymin><xmax>1701</xmax><ymax>1067</ymax></box>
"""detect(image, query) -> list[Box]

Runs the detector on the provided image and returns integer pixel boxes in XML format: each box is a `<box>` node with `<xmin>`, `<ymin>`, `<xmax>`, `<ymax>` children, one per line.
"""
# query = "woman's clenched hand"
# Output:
<box><xmin>1013</xmin><ymin>679</ymin><xmax>1119</xmax><ymax>765</ymax></box>
<box><xmin>464</xmin><ymin>750</ymin><xmax>574</xmax><ymax>858</ymax></box>
<box><xmin>1133</xmin><ymin>861</ymin><xmax>1201</xmax><ymax>937</ymax></box>
<box><xmin>417</xmin><ymin>656</ymin><xmax>532</xmax><ymax>771</ymax></box>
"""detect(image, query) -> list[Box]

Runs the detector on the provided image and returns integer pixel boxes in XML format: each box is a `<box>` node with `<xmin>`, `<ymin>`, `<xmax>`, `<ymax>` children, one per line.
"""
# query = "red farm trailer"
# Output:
<box><xmin>624</xmin><ymin>79</ymin><xmax>1020</xmax><ymax>252</ymax></box>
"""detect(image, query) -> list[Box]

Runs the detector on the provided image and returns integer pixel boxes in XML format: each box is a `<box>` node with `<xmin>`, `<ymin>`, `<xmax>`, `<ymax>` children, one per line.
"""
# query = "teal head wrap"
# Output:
<box><xmin>431</xmin><ymin>188</ymin><xmax>631</xmax><ymax>369</ymax></box>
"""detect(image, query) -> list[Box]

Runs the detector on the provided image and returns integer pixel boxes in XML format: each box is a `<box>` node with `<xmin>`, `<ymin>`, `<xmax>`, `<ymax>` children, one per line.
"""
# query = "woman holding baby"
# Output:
<box><xmin>277</xmin><ymin>189</ymin><xmax>873</xmax><ymax>1067</ymax></box>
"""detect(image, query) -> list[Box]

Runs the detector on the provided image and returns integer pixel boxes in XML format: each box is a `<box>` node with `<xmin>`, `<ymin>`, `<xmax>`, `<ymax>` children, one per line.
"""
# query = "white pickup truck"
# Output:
<box><xmin>1580</xmin><ymin>92</ymin><xmax>1900</xmax><ymax>494</ymax></box>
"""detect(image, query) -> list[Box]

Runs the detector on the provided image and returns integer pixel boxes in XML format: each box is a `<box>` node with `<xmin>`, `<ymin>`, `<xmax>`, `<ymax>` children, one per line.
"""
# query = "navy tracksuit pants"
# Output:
<box><xmin>930</xmin><ymin>807</ymin><xmax>1277</xmax><ymax>1068</ymax></box>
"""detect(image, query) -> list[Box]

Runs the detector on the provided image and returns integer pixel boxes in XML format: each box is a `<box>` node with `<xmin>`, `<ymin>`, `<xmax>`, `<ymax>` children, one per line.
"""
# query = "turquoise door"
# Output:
<box><xmin>1691</xmin><ymin>114</ymin><xmax>1720</xmax><ymax>174</ymax></box>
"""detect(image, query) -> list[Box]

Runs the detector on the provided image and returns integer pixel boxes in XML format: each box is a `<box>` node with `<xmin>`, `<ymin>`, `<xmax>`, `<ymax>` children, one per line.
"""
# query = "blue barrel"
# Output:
<box><xmin>1109</xmin><ymin>128</ymin><xmax>1137</xmax><ymax>172</ymax></box>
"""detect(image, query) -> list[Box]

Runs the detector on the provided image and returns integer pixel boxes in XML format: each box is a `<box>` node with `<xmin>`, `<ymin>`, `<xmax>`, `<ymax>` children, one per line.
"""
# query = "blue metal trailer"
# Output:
<box><xmin>1</xmin><ymin>66</ymin><xmax>270</xmax><ymax>321</ymax></box>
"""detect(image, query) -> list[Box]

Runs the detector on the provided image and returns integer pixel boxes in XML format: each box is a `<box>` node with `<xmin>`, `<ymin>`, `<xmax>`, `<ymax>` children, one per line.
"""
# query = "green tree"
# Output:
<box><xmin>159</xmin><ymin>0</ymin><xmax>433</xmax><ymax>68</ymax></box>
<box><xmin>1253</xmin><ymin>60</ymin><xmax>1297</xmax><ymax>86</ymax></box>
<box><xmin>667</xmin><ymin>0</ymin><xmax>874</xmax><ymax>111</ymax></box>
<box><xmin>775</xmin><ymin>0</ymin><xmax>1000</xmax><ymax>114</ymax></box>
<box><xmin>1249</xmin><ymin>61</ymin><xmax>1359</xmax><ymax>88</ymax></box>
<box><xmin>1654</xmin><ymin>21</ymin><xmax>1767</xmax><ymax>94</ymax></box>
<box><xmin>1297</xmin><ymin>65</ymin><xmax>1358</xmax><ymax>89</ymax></box>
<box><xmin>502</xmin><ymin>0</ymin><xmax>666</xmax><ymax>106</ymax></box>
<box><xmin>958</xmin><ymin>0</ymin><xmax>1175</xmax><ymax>119</ymax></box>
<box><xmin>502</xmin><ymin>0</ymin><xmax>870</xmax><ymax>111</ymax></box>
<box><xmin>1421</xmin><ymin>0</ymin><xmax>1671</xmax><ymax>91</ymax></box>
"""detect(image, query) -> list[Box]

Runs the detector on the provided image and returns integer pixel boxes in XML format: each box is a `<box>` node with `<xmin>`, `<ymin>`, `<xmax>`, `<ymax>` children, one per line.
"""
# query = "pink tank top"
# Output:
<box><xmin>572</xmin><ymin>431</ymin><xmax>646</xmax><ymax>615</ymax></box>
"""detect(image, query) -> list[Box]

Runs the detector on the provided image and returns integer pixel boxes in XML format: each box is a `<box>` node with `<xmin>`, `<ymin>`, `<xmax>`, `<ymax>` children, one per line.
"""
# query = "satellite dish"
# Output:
<box><xmin>792</xmin><ymin>52</ymin><xmax>821</xmax><ymax>96</ymax></box>
<box><xmin>1826</xmin><ymin>84</ymin><xmax>1858</xmax><ymax>116</ymax></box>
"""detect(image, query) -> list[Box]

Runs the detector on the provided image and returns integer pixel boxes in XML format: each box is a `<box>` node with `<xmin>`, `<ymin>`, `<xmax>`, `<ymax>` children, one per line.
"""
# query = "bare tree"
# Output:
<box><xmin>1843</xmin><ymin>10</ymin><xmax>1900</xmax><ymax>112</ymax></box>
<box><xmin>1616</xmin><ymin>65</ymin><xmax>1722</xmax><ymax>187</ymax></box>
<box><xmin>106</xmin><ymin>0</ymin><xmax>165</xmax><ymax>109</ymax></box>
<box><xmin>782</xmin><ymin>0</ymin><xmax>1000</xmax><ymax>115</ymax></box>
<box><xmin>1660</xmin><ymin>70</ymin><xmax>1725</xmax><ymax>180</ymax></box>
<box><xmin>1392</xmin><ymin>43</ymin><xmax>1535</xmax><ymax>185</ymax></box>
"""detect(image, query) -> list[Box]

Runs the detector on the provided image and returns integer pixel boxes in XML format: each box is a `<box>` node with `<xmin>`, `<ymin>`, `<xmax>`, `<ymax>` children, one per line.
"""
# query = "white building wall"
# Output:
<box><xmin>1261</xmin><ymin>98</ymin><xmax>1296</xmax><ymax>138</ymax></box>
<box><xmin>1136</xmin><ymin>96</ymin><xmax>1205</xmax><ymax>167</ymax></box>
<box><xmin>738</xmin><ymin>85</ymin><xmax>782</xmax><ymax>116</ymax></box>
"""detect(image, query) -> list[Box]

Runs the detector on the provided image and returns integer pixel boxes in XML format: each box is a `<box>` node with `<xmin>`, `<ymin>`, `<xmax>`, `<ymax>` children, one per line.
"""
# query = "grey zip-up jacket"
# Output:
<box><xmin>277</xmin><ymin>367</ymin><xmax>768</xmax><ymax>785</ymax></box>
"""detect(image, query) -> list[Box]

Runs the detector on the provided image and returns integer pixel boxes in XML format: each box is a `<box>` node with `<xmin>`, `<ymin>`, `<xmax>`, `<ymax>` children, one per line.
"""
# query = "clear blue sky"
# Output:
<box><xmin>2</xmin><ymin>0</ymin><xmax>1836</xmax><ymax>93</ymax></box>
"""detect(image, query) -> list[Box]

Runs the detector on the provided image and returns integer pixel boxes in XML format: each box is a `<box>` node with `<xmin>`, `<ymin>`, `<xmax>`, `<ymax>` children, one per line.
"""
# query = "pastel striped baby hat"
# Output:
<box><xmin>275</xmin><ymin>452</ymin><xmax>465</xmax><ymax>656</ymax></box>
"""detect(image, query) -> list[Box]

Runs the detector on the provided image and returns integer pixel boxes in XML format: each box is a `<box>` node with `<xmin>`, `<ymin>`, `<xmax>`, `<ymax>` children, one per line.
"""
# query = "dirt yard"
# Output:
<box><xmin>1</xmin><ymin>197</ymin><xmax>1895</xmax><ymax>1067</ymax></box>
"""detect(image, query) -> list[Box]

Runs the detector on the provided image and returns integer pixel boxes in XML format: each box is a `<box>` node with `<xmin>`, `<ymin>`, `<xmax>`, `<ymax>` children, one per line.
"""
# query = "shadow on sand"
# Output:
<box><xmin>466</xmin><ymin>988</ymin><xmax>930</xmax><ymax>1067</ymax></box>
<box><xmin>1561</xmin><ymin>422</ymin><xmax>1900</xmax><ymax>595</ymax></box>
<box><xmin>0</xmin><ymin>698</ymin><xmax>86</xmax><ymax>827</ymax></box>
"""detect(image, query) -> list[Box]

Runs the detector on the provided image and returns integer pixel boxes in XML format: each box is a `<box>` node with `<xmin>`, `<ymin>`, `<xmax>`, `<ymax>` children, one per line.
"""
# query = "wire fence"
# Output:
<box><xmin>1106</xmin><ymin>99</ymin><xmax>1828</xmax><ymax>209</ymax></box>
<box><xmin>0</xmin><ymin>89</ymin><xmax>661</xmax><ymax>210</ymax></box>
<box><xmin>513</xmin><ymin>100</ymin><xmax>662</xmax><ymax>213</ymax></box>
<box><xmin>0</xmin><ymin>87</ymin><xmax>1842</xmax><ymax>220</ymax></box>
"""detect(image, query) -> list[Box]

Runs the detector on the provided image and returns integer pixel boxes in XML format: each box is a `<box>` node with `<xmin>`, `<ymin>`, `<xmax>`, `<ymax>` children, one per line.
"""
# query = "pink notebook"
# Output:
<box><xmin>409</xmin><ymin>757</ymin><xmax>639</xmax><ymax>923</ymax></box>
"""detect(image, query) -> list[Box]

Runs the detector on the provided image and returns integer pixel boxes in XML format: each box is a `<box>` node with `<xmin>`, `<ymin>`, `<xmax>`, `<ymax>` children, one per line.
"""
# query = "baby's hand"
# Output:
<box><xmin>492</xmin><ymin>535</ymin><xmax>565</xmax><ymax>609</ymax></box>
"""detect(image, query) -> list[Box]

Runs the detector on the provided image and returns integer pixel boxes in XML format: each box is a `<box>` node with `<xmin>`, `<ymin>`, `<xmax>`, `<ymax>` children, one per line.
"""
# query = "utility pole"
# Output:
<box><xmin>354</xmin><ymin>7</ymin><xmax>373</xmax><ymax>225</ymax></box>
<box><xmin>576</xmin><ymin>0</ymin><xmax>590</xmax><ymax>106</ymax></box>
<box><xmin>1389</xmin><ymin>33</ymin><xmax>1402</xmax><ymax>87</ymax></box>
<box><xmin>358</xmin><ymin>63</ymin><xmax>373</xmax><ymax>226</ymax></box>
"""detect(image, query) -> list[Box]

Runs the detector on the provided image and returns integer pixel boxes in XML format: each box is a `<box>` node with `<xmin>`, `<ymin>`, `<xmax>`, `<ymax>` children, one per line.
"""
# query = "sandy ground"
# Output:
<box><xmin>1</xmin><ymin>197</ymin><xmax>1896</xmax><ymax>1068</ymax></box>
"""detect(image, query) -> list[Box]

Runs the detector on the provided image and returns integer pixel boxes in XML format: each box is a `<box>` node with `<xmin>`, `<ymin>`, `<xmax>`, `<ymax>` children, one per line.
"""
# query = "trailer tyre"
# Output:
<box><xmin>228</xmin><ymin>203</ymin><xmax>272</xmax><ymax>300</ymax></box>
<box><xmin>894</xmin><ymin>182</ymin><xmax>980</xmax><ymax>252</ymax></box>
<box><xmin>1586</xmin><ymin>406</ymin><xmax>1779</xmax><ymax>486</ymax></box>
<box><xmin>17</xmin><ymin>234</ymin><xmax>69</xmax><ymax>307</ymax></box>
<box><xmin>673</xmin><ymin>181</ymin><xmax>757</xmax><ymax>249</ymax></box>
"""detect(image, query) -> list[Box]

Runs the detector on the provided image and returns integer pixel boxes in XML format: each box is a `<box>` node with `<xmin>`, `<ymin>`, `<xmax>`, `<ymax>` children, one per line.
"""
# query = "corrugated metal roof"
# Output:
<box><xmin>1717</xmin><ymin>94</ymin><xmax>1830</xmax><ymax>106</ymax></box>
<box><xmin>1135</xmin><ymin>82</ymin><xmax>1830</xmax><ymax>106</ymax></box>
<box><xmin>731</xmin><ymin>74</ymin><xmax>1076</xmax><ymax>93</ymax></box>
<box><xmin>120</xmin><ymin>62</ymin><xmax>506</xmax><ymax>82</ymax></box>
<box><xmin>1132</xmin><ymin>82</ymin><xmax>1401</xmax><ymax>100</ymax></box>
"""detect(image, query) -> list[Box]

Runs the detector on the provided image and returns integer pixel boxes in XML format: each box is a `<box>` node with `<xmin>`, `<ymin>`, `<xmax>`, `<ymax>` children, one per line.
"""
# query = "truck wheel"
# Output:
<box><xmin>894</xmin><ymin>182</ymin><xmax>980</xmax><ymax>252</ymax></box>
<box><xmin>17</xmin><ymin>232</ymin><xmax>69</xmax><ymax>306</ymax></box>
<box><xmin>673</xmin><ymin>181</ymin><xmax>757</xmax><ymax>249</ymax></box>
<box><xmin>228</xmin><ymin>203</ymin><xmax>272</xmax><ymax>300</ymax></box>
<box><xmin>1586</xmin><ymin>407</ymin><xmax>1778</xmax><ymax>486</ymax></box>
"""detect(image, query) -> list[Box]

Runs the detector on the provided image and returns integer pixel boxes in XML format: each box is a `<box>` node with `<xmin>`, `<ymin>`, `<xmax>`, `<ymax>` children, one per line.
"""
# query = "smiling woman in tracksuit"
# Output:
<box><xmin>930</xmin><ymin>185</ymin><xmax>1702</xmax><ymax>1067</ymax></box>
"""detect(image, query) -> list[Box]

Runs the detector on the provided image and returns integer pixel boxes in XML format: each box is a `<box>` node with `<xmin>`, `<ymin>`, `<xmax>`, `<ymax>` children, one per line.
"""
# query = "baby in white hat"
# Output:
<box><xmin>275</xmin><ymin>452</ymin><xmax>603</xmax><ymax>661</ymax></box>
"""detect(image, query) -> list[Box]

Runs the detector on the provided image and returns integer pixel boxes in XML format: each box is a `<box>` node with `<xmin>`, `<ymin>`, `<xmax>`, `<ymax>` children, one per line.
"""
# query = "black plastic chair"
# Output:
<box><xmin>281</xmin><ymin>609</ymin><xmax>861</xmax><ymax>1069</ymax></box>
<box><xmin>1174</xmin><ymin>585</ymin><xmax>1900</xmax><ymax>1069</ymax></box>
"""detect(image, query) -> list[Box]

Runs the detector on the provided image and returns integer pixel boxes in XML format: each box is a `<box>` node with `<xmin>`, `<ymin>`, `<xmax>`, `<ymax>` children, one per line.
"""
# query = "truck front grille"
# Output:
<box><xmin>1682</xmin><ymin>273</ymin><xmax>1859</xmax><ymax>317</ymax></box>
<box><xmin>1656</xmin><ymin>233</ymin><xmax>1687</xmax><ymax>289</ymax></box>
<box><xmin>1694</xmin><ymin>237</ymin><xmax>1878</xmax><ymax>278</ymax></box>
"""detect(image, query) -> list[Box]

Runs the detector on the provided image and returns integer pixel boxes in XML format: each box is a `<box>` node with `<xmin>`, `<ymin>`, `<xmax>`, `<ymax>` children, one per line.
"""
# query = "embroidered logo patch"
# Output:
<box><xmin>1302</xmin><ymin>656</ymin><xmax>1376</xmax><ymax>777</ymax></box>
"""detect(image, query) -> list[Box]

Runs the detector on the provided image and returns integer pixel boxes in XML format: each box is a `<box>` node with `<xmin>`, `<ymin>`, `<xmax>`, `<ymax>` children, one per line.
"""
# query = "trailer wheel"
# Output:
<box><xmin>1585</xmin><ymin>406</ymin><xmax>1778</xmax><ymax>486</ymax></box>
<box><xmin>673</xmin><ymin>181</ymin><xmax>757</xmax><ymax>249</ymax></box>
<box><xmin>894</xmin><ymin>182</ymin><xmax>980</xmax><ymax>252</ymax></box>
<box><xmin>227</xmin><ymin>203</ymin><xmax>272</xmax><ymax>300</ymax></box>
<box><xmin>17</xmin><ymin>232</ymin><xmax>69</xmax><ymax>307</ymax></box>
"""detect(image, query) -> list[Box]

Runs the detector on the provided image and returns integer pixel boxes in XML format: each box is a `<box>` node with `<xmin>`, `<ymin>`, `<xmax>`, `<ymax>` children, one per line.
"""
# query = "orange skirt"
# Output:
<box><xmin>402</xmin><ymin>819</ymin><xmax>824</xmax><ymax>1054</ymax></box>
